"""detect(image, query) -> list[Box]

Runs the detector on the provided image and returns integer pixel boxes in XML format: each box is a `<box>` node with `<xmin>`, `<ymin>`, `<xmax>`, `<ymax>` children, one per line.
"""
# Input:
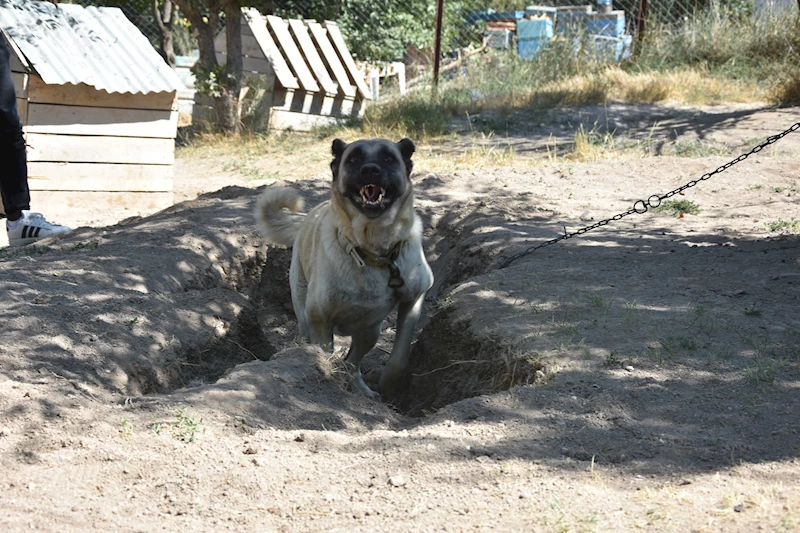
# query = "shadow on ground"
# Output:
<box><xmin>1</xmin><ymin>157</ymin><xmax>798</xmax><ymax>480</ymax></box>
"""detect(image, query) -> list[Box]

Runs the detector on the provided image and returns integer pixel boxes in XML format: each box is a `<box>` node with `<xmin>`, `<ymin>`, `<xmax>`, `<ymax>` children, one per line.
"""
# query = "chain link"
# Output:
<box><xmin>497</xmin><ymin>121</ymin><xmax>800</xmax><ymax>269</ymax></box>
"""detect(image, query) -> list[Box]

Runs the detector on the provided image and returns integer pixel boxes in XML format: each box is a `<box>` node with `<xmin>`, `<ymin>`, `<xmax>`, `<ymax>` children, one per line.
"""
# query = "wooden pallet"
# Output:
<box><xmin>199</xmin><ymin>9</ymin><xmax>372</xmax><ymax>132</ymax></box>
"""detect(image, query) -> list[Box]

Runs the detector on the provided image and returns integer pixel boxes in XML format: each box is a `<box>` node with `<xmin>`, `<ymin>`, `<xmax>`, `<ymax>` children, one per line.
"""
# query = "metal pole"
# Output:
<box><xmin>433</xmin><ymin>0</ymin><xmax>444</xmax><ymax>92</ymax></box>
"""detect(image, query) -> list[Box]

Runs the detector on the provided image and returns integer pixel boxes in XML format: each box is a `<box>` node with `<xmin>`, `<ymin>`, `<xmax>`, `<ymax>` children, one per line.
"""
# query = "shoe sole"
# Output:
<box><xmin>9</xmin><ymin>238</ymin><xmax>40</xmax><ymax>247</ymax></box>
<box><xmin>8</xmin><ymin>230</ymin><xmax>71</xmax><ymax>247</ymax></box>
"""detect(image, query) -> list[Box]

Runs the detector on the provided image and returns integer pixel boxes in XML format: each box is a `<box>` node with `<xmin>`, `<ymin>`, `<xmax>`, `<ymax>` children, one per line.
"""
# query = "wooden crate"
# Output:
<box><xmin>198</xmin><ymin>9</ymin><xmax>372</xmax><ymax>132</ymax></box>
<box><xmin>9</xmin><ymin>45</ymin><xmax>176</xmax><ymax>215</ymax></box>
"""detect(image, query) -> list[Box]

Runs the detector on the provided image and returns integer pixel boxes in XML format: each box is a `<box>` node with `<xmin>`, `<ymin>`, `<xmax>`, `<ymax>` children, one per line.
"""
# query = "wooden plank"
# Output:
<box><xmin>242</xmin><ymin>8</ymin><xmax>299</xmax><ymax>90</ymax></box>
<box><xmin>271</xmin><ymin>87</ymin><xmax>293</xmax><ymax>111</ymax></box>
<box><xmin>324</xmin><ymin>22</ymin><xmax>372</xmax><ymax>100</ymax></box>
<box><xmin>29</xmin><ymin>190</ymin><xmax>174</xmax><ymax>213</ymax></box>
<box><xmin>307</xmin><ymin>22</ymin><xmax>356</xmax><ymax>98</ymax></box>
<box><xmin>27</xmin><ymin>162</ymin><xmax>173</xmax><ymax>192</ymax></box>
<box><xmin>27</xmin><ymin>76</ymin><xmax>176</xmax><ymax>111</ymax></box>
<box><xmin>269</xmin><ymin>109</ymin><xmax>342</xmax><ymax>132</ymax></box>
<box><xmin>8</xmin><ymin>51</ymin><xmax>27</xmax><ymax>73</ymax></box>
<box><xmin>241</xmin><ymin>20</ymin><xmax>254</xmax><ymax>39</ymax></box>
<box><xmin>288</xmin><ymin>19</ymin><xmax>338</xmax><ymax>95</ymax></box>
<box><xmin>12</xmin><ymin>72</ymin><xmax>27</xmax><ymax>99</ymax></box>
<box><xmin>216</xmin><ymin>52</ymin><xmax>272</xmax><ymax>74</ymax></box>
<box><xmin>17</xmin><ymin>98</ymin><xmax>27</xmax><ymax>126</ymax></box>
<box><xmin>215</xmin><ymin>24</ymin><xmax>264</xmax><ymax>59</ymax></box>
<box><xmin>331</xmin><ymin>95</ymin><xmax>356</xmax><ymax>117</ymax></box>
<box><xmin>3</xmin><ymin>34</ymin><xmax>29</xmax><ymax>73</ymax></box>
<box><xmin>26</xmin><ymin>134</ymin><xmax>174</xmax><ymax>165</ymax></box>
<box><xmin>26</xmin><ymin>104</ymin><xmax>177</xmax><ymax>139</ymax></box>
<box><xmin>241</xmin><ymin>33</ymin><xmax>266</xmax><ymax>59</ymax></box>
<box><xmin>267</xmin><ymin>15</ymin><xmax>320</xmax><ymax>93</ymax></box>
<box><xmin>312</xmin><ymin>92</ymin><xmax>336</xmax><ymax>116</ymax></box>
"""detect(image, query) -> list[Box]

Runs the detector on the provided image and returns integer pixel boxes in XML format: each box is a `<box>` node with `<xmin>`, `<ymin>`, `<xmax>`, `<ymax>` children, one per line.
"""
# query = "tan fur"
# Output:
<box><xmin>254</xmin><ymin>138</ymin><xmax>433</xmax><ymax>402</ymax></box>
<box><xmin>254</xmin><ymin>187</ymin><xmax>305</xmax><ymax>248</ymax></box>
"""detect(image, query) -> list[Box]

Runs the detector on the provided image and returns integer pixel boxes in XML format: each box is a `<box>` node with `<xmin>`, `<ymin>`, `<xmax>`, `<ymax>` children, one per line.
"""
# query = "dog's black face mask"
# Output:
<box><xmin>331</xmin><ymin>138</ymin><xmax>415</xmax><ymax>219</ymax></box>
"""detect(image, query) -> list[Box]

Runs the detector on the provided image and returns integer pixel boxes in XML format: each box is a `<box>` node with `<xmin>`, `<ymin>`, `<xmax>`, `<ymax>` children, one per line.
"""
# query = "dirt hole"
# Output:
<box><xmin>134</xmin><ymin>218</ymin><xmax>542</xmax><ymax>416</ymax></box>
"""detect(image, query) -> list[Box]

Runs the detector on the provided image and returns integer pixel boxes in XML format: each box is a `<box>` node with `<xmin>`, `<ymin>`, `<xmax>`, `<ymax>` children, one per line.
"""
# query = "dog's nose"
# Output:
<box><xmin>360</xmin><ymin>163</ymin><xmax>381</xmax><ymax>180</ymax></box>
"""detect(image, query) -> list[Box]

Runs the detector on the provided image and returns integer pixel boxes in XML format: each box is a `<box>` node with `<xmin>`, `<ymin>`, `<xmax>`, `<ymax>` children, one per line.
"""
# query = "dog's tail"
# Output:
<box><xmin>255</xmin><ymin>188</ymin><xmax>305</xmax><ymax>248</ymax></box>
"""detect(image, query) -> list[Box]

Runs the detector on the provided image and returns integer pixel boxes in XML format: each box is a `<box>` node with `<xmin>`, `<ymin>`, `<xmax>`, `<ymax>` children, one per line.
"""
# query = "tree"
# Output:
<box><xmin>153</xmin><ymin>0</ymin><xmax>178</xmax><ymax>67</ymax></box>
<box><xmin>174</xmin><ymin>0</ymin><xmax>243</xmax><ymax>134</ymax></box>
<box><xmin>275</xmin><ymin>0</ymin><xmax>431</xmax><ymax>62</ymax></box>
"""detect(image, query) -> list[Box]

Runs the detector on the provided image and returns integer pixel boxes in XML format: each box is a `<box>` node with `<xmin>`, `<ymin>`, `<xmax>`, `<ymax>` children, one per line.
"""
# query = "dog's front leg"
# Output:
<box><xmin>380</xmin><ymin>294</ymin><xmax>424</xmax><ymax>402</ymax></box>
<box><xmin>306</xmin><ymin>312</ymin><xmax>334</xmax><ymax>353</ymax></box>
<box><xmin>344</xmin><ymin>324</ymin><xmax>382</xmax><ymax>400</ymax></box>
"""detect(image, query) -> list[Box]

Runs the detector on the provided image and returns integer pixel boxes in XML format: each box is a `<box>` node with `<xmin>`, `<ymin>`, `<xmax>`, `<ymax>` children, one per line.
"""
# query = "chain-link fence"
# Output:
<box><xmin>272</xmin><ymin>0</ymin><xmax>713</xmax><ymax>62</ymax></box>
<box><xmin>84</xmin><ymin>0</ymin><xmax>754</xmax><ymax>65</ymax></box>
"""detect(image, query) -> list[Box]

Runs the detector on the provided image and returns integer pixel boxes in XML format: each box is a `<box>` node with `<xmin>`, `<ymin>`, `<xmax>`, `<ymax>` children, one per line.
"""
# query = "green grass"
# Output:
<box><xmin>604</xmin><ymin>351</ymin><xmax>622</xmax><ymax>368</ymax></box>
<box><xmin>658</xmin><ymin>334</ymin><xmax>698</xmax><ymax>360</ymax></box>
<box><xmin>763</xmin><ymin>219</ymin><xmax>800</xmax><ymax>234</ymax></box>
<box><xmin>71</xmin><ymin>241</ymin><xmax>98</xmax><ymax>251</ymax></box>
<box><xmin>177</xmin><ymin>6</ymin><xmax>800</xmax><ymax>173</ymax></box>
<box><xmin>635</xmin><ymin>6</ymin><xmax>800</xmax><ymax>96</ymax></box>
<box><xmin>0</xmin><ymin>244</ymin><xmax>52</xmax><ymax>259</ymax></box>
<box><xmin>655</xmin><ymin>199</ymin><xmax>701</xmax><ymax>217</ymax></box>
<box><xmin>151</xmin><ymin>409</ymin><xmax>204</xmax><ymax>442</ymax></box>
<box><xmin>119</xmin><ymin>417</ymin><xmax>134</xmax><ymax>437</ymax></box>
<box><xmin>745</xmin><ymin>356</ymin><xmax>778</xmax><ymax>389</ymax></box>
<box><xmin>351</xmin><ymin>6</ymin><xmax>799</xmax><ymax>140</ymax></box>
<box><xmin>672</xmin><ymin>139</ymin><xmax>730</xmax><ymax>157</ymax></box>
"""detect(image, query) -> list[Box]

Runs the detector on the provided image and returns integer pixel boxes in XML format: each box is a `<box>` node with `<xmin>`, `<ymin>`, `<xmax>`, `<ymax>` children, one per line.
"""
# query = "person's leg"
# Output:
<box><xmin>0</xmin><ymin>37</ymin><xmax>30</xmax><ymax>222</ymax></box>
<box><xmin>0</xmin><ymin>38</ymin><xmax>70</xmax><ymax>246</ymax></box>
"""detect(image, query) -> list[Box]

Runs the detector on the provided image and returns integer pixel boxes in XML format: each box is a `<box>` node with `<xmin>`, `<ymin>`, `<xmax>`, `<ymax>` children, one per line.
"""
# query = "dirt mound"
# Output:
<box><xmin>167</xmin><ymin>346</ymin><xmax>402</xmax><ymax>431</ymax></box>
<box><xmin>2</xmin><ymin>125</ymin><xmax>800</xmax><ymax>530</ymax></box>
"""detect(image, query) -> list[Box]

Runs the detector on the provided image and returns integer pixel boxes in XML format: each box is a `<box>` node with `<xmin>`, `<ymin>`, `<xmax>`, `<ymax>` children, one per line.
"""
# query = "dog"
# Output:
<box><xmin>255</xmin><ymin>138</ymin><xmax>433</xmax><ymax>400</ymax></box>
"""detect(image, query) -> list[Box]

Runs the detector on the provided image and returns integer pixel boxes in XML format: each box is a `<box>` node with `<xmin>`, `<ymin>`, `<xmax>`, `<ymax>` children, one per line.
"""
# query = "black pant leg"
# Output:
<box><xmin>0</xmin><ymin>37</ymin><xmax>30</xmax><ymax>221</ymax></box>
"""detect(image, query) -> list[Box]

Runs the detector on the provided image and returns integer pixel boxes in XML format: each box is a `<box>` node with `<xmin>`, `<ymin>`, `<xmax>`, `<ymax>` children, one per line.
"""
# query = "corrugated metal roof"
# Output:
<box><xmin>0</xmin><ymin>0</ymin><xmax>184</xmax><ymax>95</ymax></box>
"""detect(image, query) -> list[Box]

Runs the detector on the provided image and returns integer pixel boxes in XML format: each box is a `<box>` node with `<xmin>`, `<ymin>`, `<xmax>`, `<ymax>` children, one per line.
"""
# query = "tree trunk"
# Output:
<box><xmin>173</xmin><ymin>0</ymin><xmax>243</xmax><ymax>135</ymax></box>
<box><xmin>153</xmin><ymin>0</ymin><xmax>177</xmax><ymax>68</ymax></box>
<box><xmin>174</xmin><ymin>0</ymin><xmax>220</xmax><ymax>74</ymax></box>
<box><xmin>635</xmin><ymin>0</ymin><xmax>648</xmax><ymax>46</ymax></box>
<box><xmin>214</xmin><ymin>1</ymin><xmax>243</xmax><ymax>135</ymax></box>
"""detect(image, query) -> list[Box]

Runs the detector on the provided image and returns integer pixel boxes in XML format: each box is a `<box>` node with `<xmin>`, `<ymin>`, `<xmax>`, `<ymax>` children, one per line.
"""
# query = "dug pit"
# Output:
<box><xmin>139</xmin><ymin>192</ymin><xmax>543</xmax><ymax>417</ymax></box>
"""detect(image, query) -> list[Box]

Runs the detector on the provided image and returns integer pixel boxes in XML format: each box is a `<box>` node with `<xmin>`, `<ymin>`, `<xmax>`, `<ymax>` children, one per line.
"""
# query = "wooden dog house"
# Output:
<box><xmin>199</xmin><ymin>8</ymin><xmax>372</xmax><ymax>132</ymax></box>
<box><xmin>0</xmin><ymin>0</ymin><xmax>184</xmax><ymax>215</ymax></box>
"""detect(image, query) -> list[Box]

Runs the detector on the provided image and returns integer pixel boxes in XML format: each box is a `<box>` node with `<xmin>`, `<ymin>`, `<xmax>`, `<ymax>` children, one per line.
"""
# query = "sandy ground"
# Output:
<box><xmin>1</xmin><ymin>103</ymin><xmax>799</xmax><ymax>532</ymax></box>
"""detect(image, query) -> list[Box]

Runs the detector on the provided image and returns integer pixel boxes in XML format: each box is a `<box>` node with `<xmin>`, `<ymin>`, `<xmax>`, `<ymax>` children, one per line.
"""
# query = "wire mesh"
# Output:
<box><xmin>271</xmin><ymin>0</ymin><xmax>713</xmax><ymax>62</ymax></box>
<box><xmin>87</xmin><ymin>0</ymin><xmax>725</xmax><ymax>64</ymax></box>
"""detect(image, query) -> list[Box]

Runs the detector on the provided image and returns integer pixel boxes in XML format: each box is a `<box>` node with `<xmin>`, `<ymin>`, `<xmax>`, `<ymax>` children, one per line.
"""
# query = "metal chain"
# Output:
<box><xmin>497</xmin><ymin>121</ymin><xmax>800</xmax><ymax>269</ymax></box>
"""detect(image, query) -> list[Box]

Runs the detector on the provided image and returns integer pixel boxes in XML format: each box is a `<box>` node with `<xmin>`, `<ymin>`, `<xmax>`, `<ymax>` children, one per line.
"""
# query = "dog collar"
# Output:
<box><xmin>340</xmin><ymin>236</ymin><xmax>405</xmax><ymax>289</ymax></box>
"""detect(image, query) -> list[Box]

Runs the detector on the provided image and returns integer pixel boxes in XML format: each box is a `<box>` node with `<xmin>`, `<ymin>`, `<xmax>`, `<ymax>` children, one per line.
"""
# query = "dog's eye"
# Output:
<box><xmin>348</xmin><ymin>155</ymin><xmax>359</xmax><ymax>164</ymax></box>
<box><xmin>384</xmin><ymin>156</ymin><xmax>396</xmax><ymax>165</ymax></box>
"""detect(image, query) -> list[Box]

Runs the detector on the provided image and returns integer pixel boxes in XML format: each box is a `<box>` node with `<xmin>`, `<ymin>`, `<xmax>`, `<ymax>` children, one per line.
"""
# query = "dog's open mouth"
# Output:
<box><xmin>359</xmin><ymin>184</ymin><xmax>386</xmax><ymax>206</ymax></box>
<box><xmin>347</xmin><ymin>181</ymin><xmax>398</xmax><ymax>217</ymax></box>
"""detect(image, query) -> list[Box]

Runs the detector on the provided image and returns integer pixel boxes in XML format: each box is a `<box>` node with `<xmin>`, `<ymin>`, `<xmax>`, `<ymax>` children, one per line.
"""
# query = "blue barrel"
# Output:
<box><xmin>517</xmin><ymin>18</ymin><xmax>554</xmax><ymax>60</ymax></box>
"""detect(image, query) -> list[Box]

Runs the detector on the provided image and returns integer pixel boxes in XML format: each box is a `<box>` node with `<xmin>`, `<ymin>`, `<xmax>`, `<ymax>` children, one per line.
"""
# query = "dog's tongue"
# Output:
<box><xmin>364</xmin><ymin>185</ymin><xmax>381</xmax><ymax>202</ymax></box>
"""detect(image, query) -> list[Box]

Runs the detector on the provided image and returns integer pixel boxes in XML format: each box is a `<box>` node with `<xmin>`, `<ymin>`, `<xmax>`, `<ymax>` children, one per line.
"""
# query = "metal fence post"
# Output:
<box><xmin>433</xmin><ymin>0</ymin><xmax>444</xmax><ymax>92</ymax></box>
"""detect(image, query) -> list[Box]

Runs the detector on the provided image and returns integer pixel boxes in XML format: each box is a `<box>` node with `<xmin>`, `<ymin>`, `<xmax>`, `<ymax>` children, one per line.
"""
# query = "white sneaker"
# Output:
<box><xmin>6</xmin><ymin>211</ymin><xmax>71</xmax><ymax>247</ymax></box>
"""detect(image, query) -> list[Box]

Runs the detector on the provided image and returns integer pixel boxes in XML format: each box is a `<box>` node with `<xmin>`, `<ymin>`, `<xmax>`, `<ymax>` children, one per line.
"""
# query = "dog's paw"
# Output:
<box><xmin>348</xmin><ymin>374</ymin><xmax>381</xmax><ymax>400</ymax></box>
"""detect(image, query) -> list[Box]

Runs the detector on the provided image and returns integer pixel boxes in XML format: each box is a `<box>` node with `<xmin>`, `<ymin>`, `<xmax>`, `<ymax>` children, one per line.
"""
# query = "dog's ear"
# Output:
<box><xmin>331</xmin><ymin>139</ymin><xmax>348</xmax><ymax>180</ymax></box>
<box><xmin>396</xmin><ymin>138</ymin><xmax>415</xmax><ymax>177</ymax></box>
